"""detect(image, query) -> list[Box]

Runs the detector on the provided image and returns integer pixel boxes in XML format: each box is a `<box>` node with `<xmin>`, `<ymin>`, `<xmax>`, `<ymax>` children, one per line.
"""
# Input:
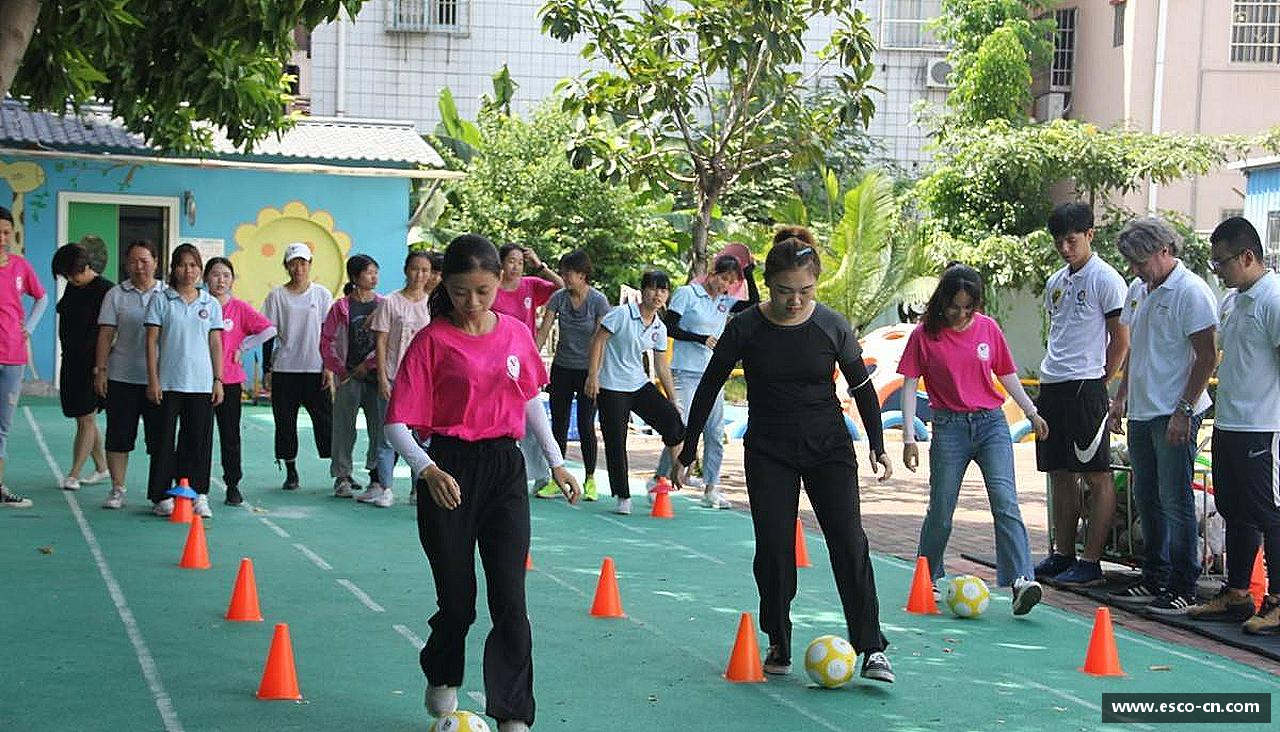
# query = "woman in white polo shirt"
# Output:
<box><xmin>263</xmin><ymin>242</ymin><xmax>335</xmax><ymax>491</ymax></box>
<box><xmin>652</xmin><ymin>252</ymin><xmax>758</xmax><ymax>509</ymax></box>
<box><xmin>96</xmin><ymin>240</ymin><xmax>165</xmax><ymax>510</ymax></box>
<box><xmin>585</xmin><ymin>270</ymin><xmax>684</xmax><ymax>515</ymax></box>
<box><xmin>145</xmin><ymin>244</ymin><xmax>224</xmax><ymax>518</ymax></box>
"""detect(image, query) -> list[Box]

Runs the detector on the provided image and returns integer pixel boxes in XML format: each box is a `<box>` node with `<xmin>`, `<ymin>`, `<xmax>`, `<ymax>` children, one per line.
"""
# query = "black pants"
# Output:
<box><xmin>596</xmin><ymin>383</ymin><xmax>684</xmax><ymax>499</ymax></box>
<box><xmin>147</xmin><ymin>391</ymin><xmax>214</xmax><ymax>502</ymax></box>
<box><xmin>213</xmin><ymin>383</ymin><xmax>243</xmax><ymax>487</ymax></box>
<box><xmin>270</xmin><ymin>372</ymin><xmax>332</xmax><ymax>461</ymax></box>
<box><xmin>1212</xmin><ymin>429</ymin><xmax>1280</xmax><ymax>594</ymax></box>
<box><xmin>548</xmin><ymin>364</ymin><xmax>599</xmax><ymax>476</ymax></box>
<box><xmin>104</xmin><ymin>380</ymin><xmax>161</xmax><ymax>454</ymax></box>
<box><xmin>742</xmin><ymin>433</ymin><xmax>887</xmax><ymax>657</ymax></box>
<box><xmin>417</xmin><ymin>436</ymin><xmax>533</xmax><ymax>725</ymax></box>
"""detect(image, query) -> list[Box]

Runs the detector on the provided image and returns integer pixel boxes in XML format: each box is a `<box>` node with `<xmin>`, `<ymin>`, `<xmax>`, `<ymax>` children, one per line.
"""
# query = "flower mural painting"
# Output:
<box><xmin>229</xmin><ymin>201</ymin><xmax>352</xmax><ymax>308</ymax></box>
<box><xmin>0</xmin><ymin>160</ymin><xmax>47</xmax><ymax>255</ymax></box>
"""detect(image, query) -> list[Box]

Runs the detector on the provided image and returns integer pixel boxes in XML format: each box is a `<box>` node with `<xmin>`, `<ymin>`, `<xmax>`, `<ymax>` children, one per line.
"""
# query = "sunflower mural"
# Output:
<box><xmin>0</xmin><ymin>160</ymin><xmax>47</xmax><ymax>255</ymax></box>
<box><xmin>229</xmin><ymin>201</ymin><xmax>352</xmax><ymax>308</ymax></box>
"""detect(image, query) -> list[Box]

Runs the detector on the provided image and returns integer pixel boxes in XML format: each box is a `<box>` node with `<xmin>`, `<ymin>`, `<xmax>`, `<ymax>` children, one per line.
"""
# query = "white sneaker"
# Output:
<box><xmin>153</xmin><ymin>498</ymin><xmax>174</xmax><ymax>517</ymax></box>
<box><xmin>103</xmin><ymin>487</ymin><xmax>126</xmax><ymax>509</ymax></box>
<box><xmin>1012</xmin><ymin>577</ymin><xmax>1043</xmax><ymax>616</ymax></box>
<box><xmin>498</xmin><ymin>722</ymin><xmax>530</xmax><ymax>732</ymax></box>
<box><xmin>372</xmin><ymin>487</ymin><xmax>394</xmax><ymax>508</ymax></box>
<box><xmin>193</xmin><ymin>495</ymin><xmax>212</xmax><ymax>518</ymax></box>
<box><xmin>333</xmin><ymin>477</ymin><xmax>354</xmax><ymax>498</ymax></box>
<box><xmin>61</xmin><ymin>476</ymin><xmax>81</xmax><ymax>491</ymax></box>
<box><xmin>424</xmin><ymin>685</ymin><xmax>458</xmax><ymax>717</ymax></box>
<box><xmin>684</xmin><ymin>475</ymin><xmax>705</xmax><ymax>489</ymax></box>
<box><xmin>701</xmin><ymin>486</ymin><xmax>731</xmax><ymax>509</ymax></box>
<box><xmin>356</xmin><ymin>482</ymin><xmax>384</xmax><ymax>504</ymax></box>
<box><xmin>644</xmin><ymin>476</ymin><xmax>660</xmax><ymax>500</ymax></box>
<box><xmin>83</xmin><ymin>469</ymin><xmax>110</xmax><ymax>485</ymax></box>
<box><xmin>614</xmin><ymin>497</ymin><xmax>633</xmax><ymax>515</ymax></box>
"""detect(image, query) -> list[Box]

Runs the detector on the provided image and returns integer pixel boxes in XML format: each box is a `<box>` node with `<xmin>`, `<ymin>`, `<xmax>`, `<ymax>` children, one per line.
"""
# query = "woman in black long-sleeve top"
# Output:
<box><xmin>678</xmin><ymin>228</ymin><xmax>896</xmax><ymax>684</ymax></box>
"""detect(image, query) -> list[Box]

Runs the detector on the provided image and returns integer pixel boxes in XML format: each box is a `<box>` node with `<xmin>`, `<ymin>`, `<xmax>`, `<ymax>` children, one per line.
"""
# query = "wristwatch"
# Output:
<box><xmin>1176</xmin><ymin>399</ymin><xmax>1195</xmax><ymax>417</ymax></box>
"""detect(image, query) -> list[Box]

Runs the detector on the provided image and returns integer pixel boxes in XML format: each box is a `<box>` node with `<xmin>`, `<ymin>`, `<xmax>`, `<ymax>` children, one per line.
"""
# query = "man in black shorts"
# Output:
<box><xmin>1033</xmin><ymin>203</ymin><xmax>1130</xmax><ymax>586</ymax></box>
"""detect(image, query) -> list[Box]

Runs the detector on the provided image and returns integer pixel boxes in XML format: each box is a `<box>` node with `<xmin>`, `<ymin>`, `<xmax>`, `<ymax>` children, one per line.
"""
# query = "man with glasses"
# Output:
<box><xmin>1187</xmin><ymin>217</ymin><xmax>1280</xmax><ymax>633</ymax></box>
<box><xmin>1105</xmin><ymin>217</ymin><xmax>1218</xmax><ymax>615</ymax></box>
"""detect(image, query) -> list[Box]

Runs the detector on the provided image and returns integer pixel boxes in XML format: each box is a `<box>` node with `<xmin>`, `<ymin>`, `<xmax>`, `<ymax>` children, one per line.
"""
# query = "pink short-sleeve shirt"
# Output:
<box><xmin>897</xmin><ymin>313</ymin><xmax>1017</xmax><ymax>413</ymax></box>
<box><xmin>492</xmin><ymin>277</ymin><xmax>558</xmax><ymax>334</ymax></box>
<box><xmin>0</xmin><ymin>255</ymin><xmax>47</xmax><ymax>365</ymax></box>
<box><xmin>219</xmin><ymin>297</ymin><xmax>274</xmax><ymax>385</ymax></box>
<box><xmin>387</xmin><ymin>313</ymin><xmax>548</xmax><ymax>440</ymax></box>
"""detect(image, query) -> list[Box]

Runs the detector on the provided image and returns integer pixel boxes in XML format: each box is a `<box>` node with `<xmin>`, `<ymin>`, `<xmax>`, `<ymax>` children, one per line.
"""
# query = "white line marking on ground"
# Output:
<box><xmin>258</xmin><ymin>518</ymin><xmax>291</xmax><ymax>539</ymax></box>
<box><xmin>293</xmin><ymin>543</ymin><xmax>332</xmax><ymax>570</ymax></box>
<box><xmin>467</xmin><ymin>690</ymin><xmax>486</xmax><ymax>707</ymax></box>
<box><xmin>597</xmin><ymin>514</ymin><xmax>645</xmax><ymax>534</ymax></box>
<box><xmin>1051</xmin><ymin>607</ymin><xmax>1280</xmax><ymax>686</ymax></box>
<box><xmin>532</xmin><ymin>563</ymin><xmax>844</xmax><ymax>732</ymax></box>
<box><xmin>595</xmin><ymin>513</ymin><xmax>725</xmax><ymax>565</ymax></box>
<box><xmin>336</xmin><ymin>579</ymin><xmax>386</xmax><ymax>612</ymax></box>
<box><xmin>24</xmin><ymin>407</ymin><xmax>185</xmax><ymax>732</ymax></box>
<box><xmin>394</xmin><ymin>624</ymin><xmax>426</xmax><ymax>650</ymax></box>
<box><xmin>1023</xmin><ymin>679</ymin><xmax>1155</xmax><ymax>731</ymax></box>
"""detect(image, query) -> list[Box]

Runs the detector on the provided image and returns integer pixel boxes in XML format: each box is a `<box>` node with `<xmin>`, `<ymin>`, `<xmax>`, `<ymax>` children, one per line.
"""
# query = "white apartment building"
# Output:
<box><xmin>302</xmin><ymin>1</ymin><xmax>951</xmax><ymax>173</ymax></box>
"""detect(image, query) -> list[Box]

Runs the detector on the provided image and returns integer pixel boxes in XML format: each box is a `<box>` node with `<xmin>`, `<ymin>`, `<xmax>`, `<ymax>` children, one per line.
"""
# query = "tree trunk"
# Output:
<box><xmin>690</xmin><ymin>186</ymin><xmax>717</xmax><ymax>278</ymax></box>
<box><xmin>0</xmin><ymin>0</ymin><xmax>40</xmax><ymax>102</ymax></box>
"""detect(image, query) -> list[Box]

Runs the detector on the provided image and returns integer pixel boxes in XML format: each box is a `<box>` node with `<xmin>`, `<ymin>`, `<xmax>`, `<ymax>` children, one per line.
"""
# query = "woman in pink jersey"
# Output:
<box><xmin>0</xmin><ymin>206</ymin><xmax>49</xmax><ymax>508</ymax></box>
<box><xmin>385</xmin><ymin>234</ymin><xmax>580</xmax><ymax>732</ymax></box>
<box><xmin>898</xmin><ymin>264</ymin><xmax>1048</xmax><ymax>615</ymax></box>
<box><xmin>204</xmin><ymin>257</ymin><xmax>276</xmax><ymax>506</ymax></box>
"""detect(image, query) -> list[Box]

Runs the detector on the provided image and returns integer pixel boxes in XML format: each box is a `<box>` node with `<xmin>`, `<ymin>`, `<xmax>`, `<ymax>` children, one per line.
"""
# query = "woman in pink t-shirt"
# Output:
<box><xmin>204</xmin><ymin>257</ymin><xmax>276</xmax><ymax>506</ymax></box>
<box><xmin>0</xmin><ymin>206</ymin><xmax>49</xmax><ymax>508</ymax></box>
<box><xmin>897</xmin><ymin>265</ymin><xmax>1048</xmax><ymax>615</ymax></box>
<box><xmin>384</xmin><ymin>234</ymin><xmax>579</xmax><ymax>732</ymax></box>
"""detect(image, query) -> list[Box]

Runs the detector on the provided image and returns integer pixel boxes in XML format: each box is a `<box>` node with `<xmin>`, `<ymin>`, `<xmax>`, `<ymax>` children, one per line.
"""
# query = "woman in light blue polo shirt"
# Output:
<box><xmin>653</xmin><ymin>253</ymin><xmax>758</xmax><ymax>509</ymax></box>
<box><xmin>585</xmin><ymin>270</ymin><xmax>684</xmax><ymax>515</ymax></box>
<box><xmin>145</xmin><ymin>244</ymin><xmax>224</xmax><ymax>519</ymax></box>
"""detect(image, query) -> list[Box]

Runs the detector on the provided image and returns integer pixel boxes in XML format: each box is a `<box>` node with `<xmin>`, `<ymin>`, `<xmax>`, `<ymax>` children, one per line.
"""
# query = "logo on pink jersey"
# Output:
<box><xmin>976</xmin><ymin>342</ymin><xmax>990</xmax><ymax>361</ymax></box>
<box><xmin>507</xmin><ymin>354</ymin><xmax>520</xmax><ymax>379</ymax></box>
<box><xmin>523</xmin><ymin>296</ymin><xmax>533</xmax><ymax>310</ymax></box>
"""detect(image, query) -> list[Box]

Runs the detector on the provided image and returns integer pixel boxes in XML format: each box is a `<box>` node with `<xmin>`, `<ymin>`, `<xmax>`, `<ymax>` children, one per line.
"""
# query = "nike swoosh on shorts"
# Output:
<box><xmin>1073</xmin><ymin>415</ymin><xmax>1110</xmax><ymax>464</ymax></box>
<box><xmin>1248</xmin><ymin>448</ymin><xmax>1270</xmax><ymax>459</ymax></box>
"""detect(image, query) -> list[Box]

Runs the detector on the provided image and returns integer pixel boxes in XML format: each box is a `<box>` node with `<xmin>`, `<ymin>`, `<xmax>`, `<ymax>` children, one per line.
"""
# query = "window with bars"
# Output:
<box><xmin>879</xmin><ymin>0</ymin><xmax>945</xmax><ymax>51</ymax></box>
<box><xmin>1051</xmin><ymin>8</ymin><xmax>1077</xmax><ymax>90</ymax></box>
<box><xmin>387</xmin><ymin>0</ymin><xmax>465</xmax><ymax>33</ymax></box>
<box><xmin>1113</xmin><ymin>2</ymin><xmax>1125</xmax><ymax>47</ymax></box>
<box><xmin>1268</xmin><ymin>211</ymin><xmax>1280</xmax><ymax>264</ymax></box>
<box><xmin>1232</xmin><ymin>1</ymin><xmax>1280</xmax><ymax>63</ymax></box>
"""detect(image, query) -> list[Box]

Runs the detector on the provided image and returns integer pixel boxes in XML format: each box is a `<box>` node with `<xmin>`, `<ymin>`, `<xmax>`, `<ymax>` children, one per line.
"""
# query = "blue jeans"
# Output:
<box><xmin>1127</xmin><ymin>415</ymin><xmax>1203</xmax><ymax>596</ymax></box>
<box><xmin>0</xmin><ymin>363</ymin><xmax>21</xmax><ymax>460</ymax></box>
<box><xmin>655</xmin><ymin>368</ymin><xmax>724</xmax><ymax>486</ymax></box>
<box><xmin>917</xmin><ymin>408</ymin><xmax>1035</xmax><ymax>587</ymax></box>
<box><xmin>375</xmin><ymin>396</ymin><xmax>399</xmax><ymax>489</ymax></box>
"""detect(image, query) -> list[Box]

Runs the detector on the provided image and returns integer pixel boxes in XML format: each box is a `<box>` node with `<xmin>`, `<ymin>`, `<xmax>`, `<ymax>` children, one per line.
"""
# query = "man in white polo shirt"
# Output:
<box><xmin>1033</xmin><ymin>203</ymin><xmax>1130</xmax><ymax>587</ymax></box>
<box><xmin>1105</xmin><ymin>217</ymin><xmax>1218</xmax><ymax>615</ymax></box>
<box><xmin>1187</xmin><ymin>217</ymin><xmax>1280</xmax><ymax>634</ymax></box>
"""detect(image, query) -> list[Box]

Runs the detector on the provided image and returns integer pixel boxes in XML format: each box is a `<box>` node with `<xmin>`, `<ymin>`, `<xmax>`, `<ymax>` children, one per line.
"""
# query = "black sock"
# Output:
<box><xmin>369</xmin><ymin>467</ymin><xmax>380</xmax><ymax>484</ymax></box>
<box><xmin>285</xmin><ymin>461</ymin><xmax>298</xmax><ymax>480</ymax></box>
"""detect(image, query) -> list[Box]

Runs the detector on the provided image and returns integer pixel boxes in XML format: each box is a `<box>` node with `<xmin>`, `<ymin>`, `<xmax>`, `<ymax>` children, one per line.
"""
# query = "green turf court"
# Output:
<box><xmin>3</xmin><ymin>401</ymin><xmax>1277</xmax><ymax>731</ymax></box>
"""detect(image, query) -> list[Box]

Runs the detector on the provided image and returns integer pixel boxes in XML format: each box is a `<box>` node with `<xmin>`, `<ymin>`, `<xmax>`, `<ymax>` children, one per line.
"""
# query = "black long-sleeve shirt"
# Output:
<box><xmin>679</xmin><ymin>303</ymin><xmax>885</xmax><ymax>465</ymax></box>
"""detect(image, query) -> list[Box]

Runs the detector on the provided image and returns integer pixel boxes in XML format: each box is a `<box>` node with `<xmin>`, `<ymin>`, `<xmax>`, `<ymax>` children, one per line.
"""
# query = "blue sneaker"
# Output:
<box><xmin>1053</xmin><ymin>558</ymin><xmax>1104</xmax><ymax>587</ymax></box>
<box><xmin>1034</xmin><ymin>553</ymin><xmax>1074</xmax><ymax>580</ymax></box>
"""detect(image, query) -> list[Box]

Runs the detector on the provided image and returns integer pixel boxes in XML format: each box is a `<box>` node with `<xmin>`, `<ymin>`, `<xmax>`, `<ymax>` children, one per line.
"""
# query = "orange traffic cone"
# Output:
<box><xmin>1249</xmin><ymin>549</ymin><xmax>1267</xmax><ymax>613</ymax></box>
<box><xmin>256</xmin><ymin>623</ymin><xmax>302</xmax><ymax>700</ymax></box>
<box><xmin>178</xmin><ymin>514</ymin><xmax>211</xmax><ymax>569</ymax></box>
<box><xmin>589</xmin><ymin>557</ymin><xmax>625</xmax><ymax>618</ymax></box>
<box><xmin>794</xmin><ymin>519</ymin><xmax>812</xmax><ymax>568</ymax></box>
<box><xmin>723</xmin><ymin>612</ymin><xmax>766</xmax><ymax>683</ymax></box>
<box><xmin>226</xmin><ymin>558</ymin><xmax>263</xmax><ymax>622</ymax></box>
<box><xmin>525</xmin><ymin>551</ymin><xmax>534</xmax><ymax>571</ymax></box>
<box><xmin>1080</xmin><ymin>607</ymin><xmax>1124</xmax><ymax>676</ymax></box>
<box><xmin>651</xmin><ymin>491</ymin><xmax>675</xmax><ymax>519</ymax></box>
<box><xmin>905</xmin><ymin>556</ymin><xmax>939</xmax><ymax>614</ymax></box>
<box><xmin>170</xmin><ymin>496</ymin><xmax>193</xmax><ymax>524</ymax></box>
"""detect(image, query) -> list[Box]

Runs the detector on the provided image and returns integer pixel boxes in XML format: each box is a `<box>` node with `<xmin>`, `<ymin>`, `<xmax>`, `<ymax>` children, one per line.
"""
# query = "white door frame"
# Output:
<box><xmin>53</xmin><ymin>192</ymin><xmax>181</xmax><ymax>383</ymax></box>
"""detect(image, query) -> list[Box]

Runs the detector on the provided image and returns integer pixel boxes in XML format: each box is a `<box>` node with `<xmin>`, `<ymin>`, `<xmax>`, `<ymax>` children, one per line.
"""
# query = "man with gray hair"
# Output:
<box><xmin>1105</xmin><ymin>217</ymin><xmax>1218</xmax><ymax>615</ymax></box>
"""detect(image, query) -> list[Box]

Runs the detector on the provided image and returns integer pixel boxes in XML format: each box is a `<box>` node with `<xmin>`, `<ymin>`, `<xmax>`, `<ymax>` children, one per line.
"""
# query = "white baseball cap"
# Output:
<box><xmin>283</xmin><ymin>242</ymin><xmax>312</xmax><ymax>263</ymax></box>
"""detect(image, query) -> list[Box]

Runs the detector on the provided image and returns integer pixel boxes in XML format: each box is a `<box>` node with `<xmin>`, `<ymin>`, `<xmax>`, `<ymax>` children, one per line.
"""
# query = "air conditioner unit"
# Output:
<box><xmin>1035</xmin><ymin>92</ymin><xmax>1068</xmax><ymax>121</ymax></box>
<box><xmin>925</xmin><ymin>58</ymin><xmax>953</xmax><ymax>89</ymax></box>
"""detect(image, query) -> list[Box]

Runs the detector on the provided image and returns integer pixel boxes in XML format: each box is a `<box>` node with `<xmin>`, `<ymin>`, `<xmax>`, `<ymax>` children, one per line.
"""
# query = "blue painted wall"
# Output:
<box><xmin>1</xmin><ymin>153</ymin><xmax>412</xmax><ymax>379</ymax></box>
<box><xmin>1243</xmin><ymin>166</ymin><xmax>1280</xmax><ymax>254</ymax></box>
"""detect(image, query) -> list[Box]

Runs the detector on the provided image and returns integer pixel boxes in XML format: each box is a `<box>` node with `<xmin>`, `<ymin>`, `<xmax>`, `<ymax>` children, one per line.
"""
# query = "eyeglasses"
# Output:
<box><xmin>1209</xmin><ymin>251</ymin><xmax>1244</xmax><ymax>273</ymax></box>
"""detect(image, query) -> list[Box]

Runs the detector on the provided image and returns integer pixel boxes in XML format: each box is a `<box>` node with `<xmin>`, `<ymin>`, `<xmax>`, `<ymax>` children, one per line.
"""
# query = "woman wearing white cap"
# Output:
<box><xmin>262</xmin><ymin>242</ymin><xmax>335</xmax><ymax>490</ymax></box>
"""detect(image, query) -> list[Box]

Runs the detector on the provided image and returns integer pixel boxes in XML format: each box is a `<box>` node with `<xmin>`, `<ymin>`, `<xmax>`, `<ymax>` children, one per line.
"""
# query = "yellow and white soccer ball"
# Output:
<box><xmin>431</xmin><ymin>711</ymin><xmax>491</xmax><ymax>732</ymax></box>
<box><xmin>804</xmin><ymin>635</ymin><xmax>857</xmax><ymax>688</ymax></box>
<box><xmin>945</xmin><ymin>575</ymin><xmax>991</xmax><ymax>618</ymax></box>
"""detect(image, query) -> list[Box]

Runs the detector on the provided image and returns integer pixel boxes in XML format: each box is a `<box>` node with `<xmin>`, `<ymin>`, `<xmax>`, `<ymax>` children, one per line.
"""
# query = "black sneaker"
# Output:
<box><xmin>0</xmin><ymin>485</ymin><xmax>33</xmax><ymax>508</ymax></box>
<box><xmin>1034</xmin><ymin>553</ymin><xmax>1075</xmax><ymax>580</ymax></box>
<box><xmin>1148</xmin><ymin>592</ymin><xmax>1196</xmax><ymax>616</ymax></box>
<box><xmin>224</xmin><ymin>484</ymin><xmax>244</xmax><ymax>506</ymax></box>
<box><xmin>763</xmin><ymin>645</ymin><xmax>791</xmax><ymax>675</ymax></box>
<box><xmin>282</xmin><ymin>476</ymin><xmax>300</xmax><ymax>491</ymax></box>
<box><xmin>860</xmin><ymin>651</ymin><xmax>895</xmax><ymax>683</ymax></box>
<box><xmin>1108</xmin><ymin>580</ymin><xmax>1160</xmax><ymax>604</ymax></box>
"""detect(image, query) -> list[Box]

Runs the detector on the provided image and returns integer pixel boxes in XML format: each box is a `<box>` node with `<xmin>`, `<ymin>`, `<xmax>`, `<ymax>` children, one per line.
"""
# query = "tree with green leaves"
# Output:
<box><xmin>948</xmin><ymin>23</ymin><xmax>1032</xmax><ymax>127</ymax></box>
<box><xmin>931</xmin><ymin>0</ymin><xmax>1054</xmax><ymax>79</ymax></box>
<box><xmin>539</xmin><ymin>0</ymin><xmax>878</xmax><ymax>274</ymax></box>
<box><xmin>1</xmin><ymin>0</ymin><xmax>364</xmax><ymax>151</ymax></box>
